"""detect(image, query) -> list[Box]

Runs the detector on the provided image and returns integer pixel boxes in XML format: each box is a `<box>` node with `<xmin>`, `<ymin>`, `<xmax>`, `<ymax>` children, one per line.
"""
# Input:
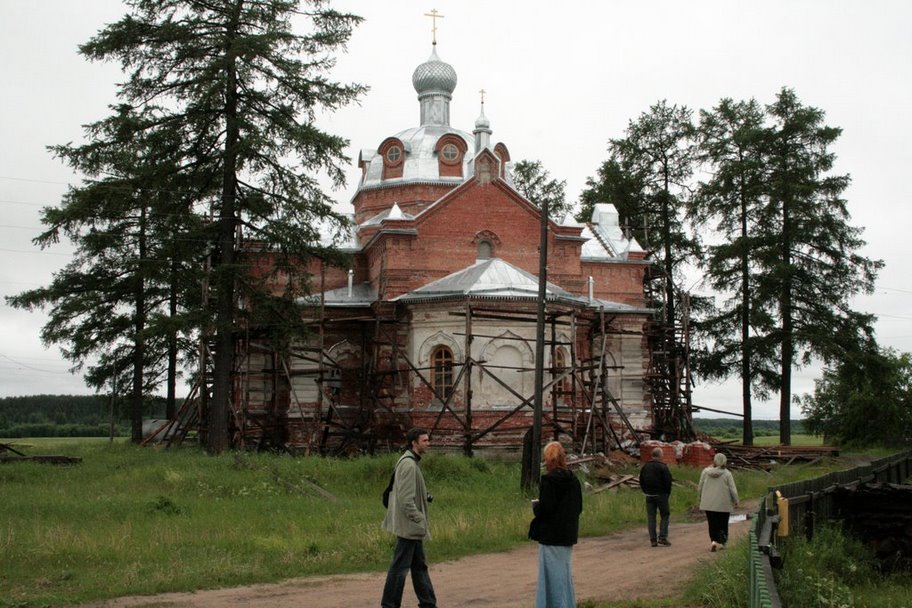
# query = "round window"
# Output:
<box><xmin>442</xmin><ymin>143</ymin><xmax>459</xmax><ymax>162</ymax></box>
<box><xmin>387</xmin><ymin>145</ymin><xmax>401</xmax><ymax>163</ymax></box>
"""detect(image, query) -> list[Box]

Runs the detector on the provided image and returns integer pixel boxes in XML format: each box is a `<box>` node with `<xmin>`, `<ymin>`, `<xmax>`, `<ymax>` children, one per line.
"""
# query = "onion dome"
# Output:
<box><xmin>412</xmin><ymin>46</ymin><xmax>457</xmax><ymax>97</ymax></box>
<box><xmin>475</xmin><ymin>104</ymin><xmax>490</xmax><ymax>130</ymax></box>
<box><xmin>474</xmin><ymin>102</ymin><xmax>492</xmax><ymax>152</ymax></box>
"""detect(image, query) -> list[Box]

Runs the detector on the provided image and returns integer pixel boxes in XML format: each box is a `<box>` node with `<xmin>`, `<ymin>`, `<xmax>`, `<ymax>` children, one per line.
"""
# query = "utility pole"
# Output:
<box><xmin>109</xmin><ymin>369</ymin><xmax>117</xmax><ymax>444</ymax></box>
<box><xmin>523</xmin><ymin>194</ymin><xmax>549</xmax><ymax>491</ymax></box>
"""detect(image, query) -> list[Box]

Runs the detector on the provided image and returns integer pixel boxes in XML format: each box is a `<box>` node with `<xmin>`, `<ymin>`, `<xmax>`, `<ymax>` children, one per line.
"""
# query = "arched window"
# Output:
<box><xmin>494</xmin><ymin>142</ymin><xmax>511</xmax><ymax>178</ymax></box>
<box><xmin>478</xmin><ymin>239</ymin><xmax>493</xmax><ymax>259</ymax></box>
<box><xmin>431</xmin><ymin>345</ymin><xmax>454</xmax><ymax>401</ymax></box>
<box><xmin>553</xmin><ymin>349</ymin><xmax>572</xmax><ymax>402</ymax></box>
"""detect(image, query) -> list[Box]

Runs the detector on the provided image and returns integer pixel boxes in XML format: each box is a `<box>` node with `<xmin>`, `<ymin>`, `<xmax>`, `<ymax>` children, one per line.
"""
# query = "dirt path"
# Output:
<box><xmin>83</xmin><ymin>507</ymin><xmax>755</xmax><ymax>608</ymax></box>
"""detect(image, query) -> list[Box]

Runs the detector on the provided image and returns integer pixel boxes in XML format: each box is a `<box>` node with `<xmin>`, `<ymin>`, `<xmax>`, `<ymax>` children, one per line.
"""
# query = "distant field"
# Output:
<box><xmin>750</xmin><ymin>433</ymin><xmax>824</xmax><ymax>447</ymax></box>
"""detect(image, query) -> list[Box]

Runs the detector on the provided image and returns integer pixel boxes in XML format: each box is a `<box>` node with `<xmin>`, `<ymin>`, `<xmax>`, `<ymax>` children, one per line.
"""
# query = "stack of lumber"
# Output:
<box><xmin>0</xmin><ymin>442</ymin><xmax>82</xmax><ymax>465</ymax></box>
<box><xmin>714</xmin><ymin>443</ymin><xmax>839</xmax><ymax>469</ymax></box>
<box><xmin>589</xmin><ymin>473</ymin><xmax>640</xmax><ymax>494</ymax></box>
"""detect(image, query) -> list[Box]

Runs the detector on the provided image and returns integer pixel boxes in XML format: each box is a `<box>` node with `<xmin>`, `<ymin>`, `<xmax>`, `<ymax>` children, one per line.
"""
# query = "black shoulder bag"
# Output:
<box><xmin>382</xmin><ymin>455</ymin><xmax>414</xmax><ymax>508</ymax></box>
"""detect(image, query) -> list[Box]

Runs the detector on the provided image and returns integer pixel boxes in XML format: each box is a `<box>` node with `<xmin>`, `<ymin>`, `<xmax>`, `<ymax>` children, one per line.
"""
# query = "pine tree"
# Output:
<box><xmin>511</xmin><ymin>160</ymin><xmax>571</xmax><ymax>220</ymax></box>
<box><xmin>8</xmin><ymin>106</ymin><xmax>204</xmax><ymax>442</ymax></box>
<box><xmin>691</xmin><ymin>98</ymin><xmax>774</xmax><ymax>446</ymax></box>
<box><xmin>604</xmin><ymin>100</ymin><xmax>699</xmax><ymax>326</ymax></box>
<box><xmin>576</xmin><ymin>158</ymin><xmax>644</xmax><ymax>228</ymax></box>
<box><xmin>756</xmin><ymin>88</ymin><xmax>881</xmax><ymax>445</ymax></box>
<box><xmin>581</xmin><ymin>102</ymin><xmax>700</xmax><ymax>429</ymax></box>
<box><xmin>10</xmin><ymin>1</ymin><xmax>364</xmax><ymax>452</ymax></box>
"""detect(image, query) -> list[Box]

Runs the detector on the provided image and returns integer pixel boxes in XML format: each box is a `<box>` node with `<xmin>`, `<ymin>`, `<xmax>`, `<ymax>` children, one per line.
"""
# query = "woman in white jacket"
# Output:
<box><xmin>697</xmin><ymin>452</ymin><xmax>739</xmax><ymax>551</ymax></box>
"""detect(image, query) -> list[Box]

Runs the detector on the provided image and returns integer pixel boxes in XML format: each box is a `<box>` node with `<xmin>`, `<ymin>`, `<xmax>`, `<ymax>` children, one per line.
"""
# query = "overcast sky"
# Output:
<box><xmin>2</xmin><ymin>1</ymin><xmax>910</xmax><ymax>420</ymax></box>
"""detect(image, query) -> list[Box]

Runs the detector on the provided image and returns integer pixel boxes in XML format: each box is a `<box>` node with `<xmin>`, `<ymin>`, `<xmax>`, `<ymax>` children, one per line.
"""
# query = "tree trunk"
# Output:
<box><xmin>131</xmin><ymin>205</ymin><xmax>147</xmax><ymax>444</ymax></box>
<box><xmin>166</xmin><ymin>259</ymin><xmax>178</xmax><ymax>420</ymax></box>
<box><xmin>660</xmin><ymin>175</ymin><xmax>678</xmax><ymax>414</ymax></box>
<box><xmin>779</xmin><ymin>196</ymin><xmax>793</xmax><ymax>446</ymax></box>
<box><xmin>739</xmin><ymin>167</ymin><xmax>753</xmax><ymax>446</ymax></box>
<box><xmin>208</xmin><ymin>7</ymin><xmax>241</xmax><ymax>454</ymax></box>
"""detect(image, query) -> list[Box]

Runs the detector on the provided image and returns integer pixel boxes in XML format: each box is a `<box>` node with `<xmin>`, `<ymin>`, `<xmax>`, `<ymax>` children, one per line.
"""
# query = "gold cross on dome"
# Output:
<box><xmin>479</xmin><ymin>88</ymin><xmax>486</xmax><ymax>105</ymax></box>
<box><xmin>424</xmin><ymin>9</ymin><xmax>444</xmax><ymax>45</ymax></box>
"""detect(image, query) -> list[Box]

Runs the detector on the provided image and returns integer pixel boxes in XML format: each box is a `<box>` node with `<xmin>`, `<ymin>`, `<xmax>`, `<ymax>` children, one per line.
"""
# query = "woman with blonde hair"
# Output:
<box><xmin>530</xmin><ymin>441</ymin><xmax>583</xmax><ymax>607</ymax></box>
<box><xmin>698</xmin><ymin>452</ymin><xmax>740</xmax><ymax>551</ymax></box>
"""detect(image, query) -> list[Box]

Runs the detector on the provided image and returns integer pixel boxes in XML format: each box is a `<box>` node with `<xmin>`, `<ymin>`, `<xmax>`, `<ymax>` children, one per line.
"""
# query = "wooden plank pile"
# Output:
<box><xmin>0</xmin><ymin>442</ymin><xmax>82</xmax><ymax>465</ymax></box>
<box><xmin>566</xmin><ymin>454</ymin><xmax>643</xmax><ymax>493</ymax></box>
<box><xmin>714</xmin><ymin>443</ymin><xmax>839</xmax><ymax>470</ymax></box>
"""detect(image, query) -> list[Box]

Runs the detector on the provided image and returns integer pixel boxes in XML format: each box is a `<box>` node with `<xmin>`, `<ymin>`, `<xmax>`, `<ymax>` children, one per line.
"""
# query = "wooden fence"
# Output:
<box><xmin>748</xmin><ymin>449</ymin><xmax>912</xmax><ymax>608</ymax></box>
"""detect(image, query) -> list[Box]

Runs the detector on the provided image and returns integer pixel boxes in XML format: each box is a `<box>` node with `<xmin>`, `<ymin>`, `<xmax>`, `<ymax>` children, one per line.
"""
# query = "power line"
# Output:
<box><xmin>0</xmin><ymin>175</ymin><xmax>73</xmax><ymax>187</ymax></box>
<box><xmin>0</xmin><ymin>352</ymin><xmax>73</xmax><ymax>364</ymax></box>
<box><xmin>875</xmin><ymin>313</ymin><xmax>912</xmax><ymax>321</ymax></box>
<box><xmin>876</xmin><ymin>285</ymin><xmax>912</xmax><ymax>295</ymax></box>
<box><xmin>0</xmin><ymin>199</ymin><xmax>55</xmax><ymax>207</ymax></box>
<box><xmin>0</xmin><ymin>247</ymin><xmax>73</xmax><ymax>257</ymax></box>
<box><xmin>0</xmin><ymin>353</ymin><xmax>71</xmax><ymax>374</ymax></box>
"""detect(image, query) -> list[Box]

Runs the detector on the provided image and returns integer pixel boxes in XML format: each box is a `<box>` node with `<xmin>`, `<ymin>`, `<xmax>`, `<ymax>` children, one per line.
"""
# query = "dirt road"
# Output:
<box><xmin>84</xmin><ymin>509</ymin><xmax>753</xmax><ymax>608</ymax></box>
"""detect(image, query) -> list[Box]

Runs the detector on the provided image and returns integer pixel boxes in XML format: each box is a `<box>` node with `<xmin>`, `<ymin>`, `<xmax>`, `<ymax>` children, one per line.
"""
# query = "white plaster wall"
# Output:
<box><xmin>597</xmin><ymin>332</ymin><xmax>650</xmax><ymax>429</ymax></box>
<box><xmin>408</xmin><ymin>308</ymin><xmax>576</xmax><ymax>410</ymax></box>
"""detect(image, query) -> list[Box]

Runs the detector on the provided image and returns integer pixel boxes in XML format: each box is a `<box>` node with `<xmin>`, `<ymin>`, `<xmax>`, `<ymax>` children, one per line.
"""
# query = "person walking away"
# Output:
<box><xmin>639</xmin><ymin>446</ymin><xmax>672</xmax><ymax>547</ymax></box>
<box><xmin>698</xmin><ymin>452</ymin><xmax>739</xmax><ymax>552</ymax></box>
<box><xmin>532</xmin><ymin>441</ymin><xmax>583</xmax><ymax>608</ymax></box>
<box><xmin>381</xmin><ymin>428</ymin><xmax>436</xmax><ymax>608</ymax></box>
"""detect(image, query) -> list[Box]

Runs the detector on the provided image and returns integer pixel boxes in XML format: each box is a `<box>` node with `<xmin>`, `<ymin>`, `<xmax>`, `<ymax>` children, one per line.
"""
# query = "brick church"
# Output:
<box><xmin>235</xmin><ymin>40</ymin><xmax>659</xmax><ymax>455</ymax></box>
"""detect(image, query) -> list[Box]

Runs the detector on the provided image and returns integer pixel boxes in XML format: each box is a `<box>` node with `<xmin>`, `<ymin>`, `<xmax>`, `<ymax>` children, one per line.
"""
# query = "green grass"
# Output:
<box><xmin>0</xmin><ymin>438</ymin><xmax>883</xmax><ymax>607</ymax></box>
<box><xmin>775</xmin><ymin>524</ymin><xmax>912</xmax><ymax>608</ymax></box>
<box><xmin>682</xmin><ymin>536</ymin><xmax>751</xmax><ymax>608</ymax></box>
<box><xmin>750</xmin><ymin>433</ymin><xmax>823</xmax><ymax>446</ymax></box>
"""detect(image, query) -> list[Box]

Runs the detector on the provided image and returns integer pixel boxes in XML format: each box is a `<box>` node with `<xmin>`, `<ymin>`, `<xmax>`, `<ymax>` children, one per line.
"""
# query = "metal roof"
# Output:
<box><xmin>299</xmin><ymin>281</ymin><xmax>377</xmax><ymax>308</ymax></box>
<box><xmin>392</xmin><ymin>257</ymin><xmax>650</xmax><ymax>313</ymax></box>
<box><xmin>581</xmin><ymin>204</ymin><xmax>645</xmax><ymax>260</ymax></box>
<box><xmin>358</xmin><ymin>124</ymin><xmax>475</xmax><ymax>189</ymax></box>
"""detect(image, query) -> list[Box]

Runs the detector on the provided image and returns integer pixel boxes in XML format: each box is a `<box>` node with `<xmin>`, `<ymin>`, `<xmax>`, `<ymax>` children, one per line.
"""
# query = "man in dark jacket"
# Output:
<box><xmin>639</xmin><ymin>446</ymin><xmax>673</xmax><ymax>547</ymax></box>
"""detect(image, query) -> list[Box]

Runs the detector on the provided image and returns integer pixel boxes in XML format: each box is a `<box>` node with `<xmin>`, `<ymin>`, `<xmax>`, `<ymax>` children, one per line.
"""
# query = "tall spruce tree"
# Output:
<box><xmin>8</xmin><ymin>106</ymin><xmax>204</xmax><ymax>442</ymax></box>
<box><xmin>691</xmin><ymin>98</ymin><xmax>774</xmax><ymax>446</ymax></box>
<box><xmin>14</xmin><ymin>1</ymin><xmax>364</xmax><ymax>453</ymax></box>
<box><xmin>756</xmin><ymin>88</ymin><xmax>881</xmax><ymax>445</ymax></box>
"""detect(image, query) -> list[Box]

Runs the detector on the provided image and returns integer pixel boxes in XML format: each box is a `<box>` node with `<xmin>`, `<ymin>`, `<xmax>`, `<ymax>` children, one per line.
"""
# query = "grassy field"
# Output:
<box><xmin>750</xmin><ymin>433</ymin><xmax>823</xmax><ymax>447</ymax></box>
<box><xmin>0</xmin><ymin>438</ymin><xmax>866</xmax><ymax>607</ymax></box>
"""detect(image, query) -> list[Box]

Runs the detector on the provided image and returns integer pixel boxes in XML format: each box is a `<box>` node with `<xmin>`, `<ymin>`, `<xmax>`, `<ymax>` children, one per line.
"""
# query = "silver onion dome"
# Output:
<box><xmin>412</xmin><ymin>46</ymin><xmax>457</xmax><ymax>97</ymax></box>
<box><xmin>475</xmin><ymin>105</ymin><xmax>490</xmax><ymax>130</ymax></box>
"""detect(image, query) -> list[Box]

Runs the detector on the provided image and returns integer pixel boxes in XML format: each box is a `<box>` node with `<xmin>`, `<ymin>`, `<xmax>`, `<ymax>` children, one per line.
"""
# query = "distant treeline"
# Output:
<box><xmin>0</xmin><ymin>394</ymin><xmax>167</xmax><ymax>438</ymax></box>
<box><xmin>2</xmin><ymin>395</ymin><xmax>807</xmax><ymax>440</ymax></box>
<box><xmin>693</xmin><ymin>418</ymin><xmax>807</xmax><ymax>439</ymax></box>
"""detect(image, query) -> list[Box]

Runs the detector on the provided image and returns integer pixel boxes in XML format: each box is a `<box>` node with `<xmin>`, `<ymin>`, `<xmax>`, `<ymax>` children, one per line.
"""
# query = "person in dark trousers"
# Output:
<box><xmin>639</xmin><ymin>446</ymin><xmax>673</xmax><ymax>547</ymax></box>
<box><xmin>532</xmin><ymin>441</ymin><xmax>583</xmax><ymax>608</ymax></box>
<box><xmin>381</xmin><ymin>428</ymin><xmax>436</xmax><ymax>608</ymax></box>
<box><xmin>698</xmin><ymin>452</ymin><xmax>739</xmax><ymax>552</ymax></box>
